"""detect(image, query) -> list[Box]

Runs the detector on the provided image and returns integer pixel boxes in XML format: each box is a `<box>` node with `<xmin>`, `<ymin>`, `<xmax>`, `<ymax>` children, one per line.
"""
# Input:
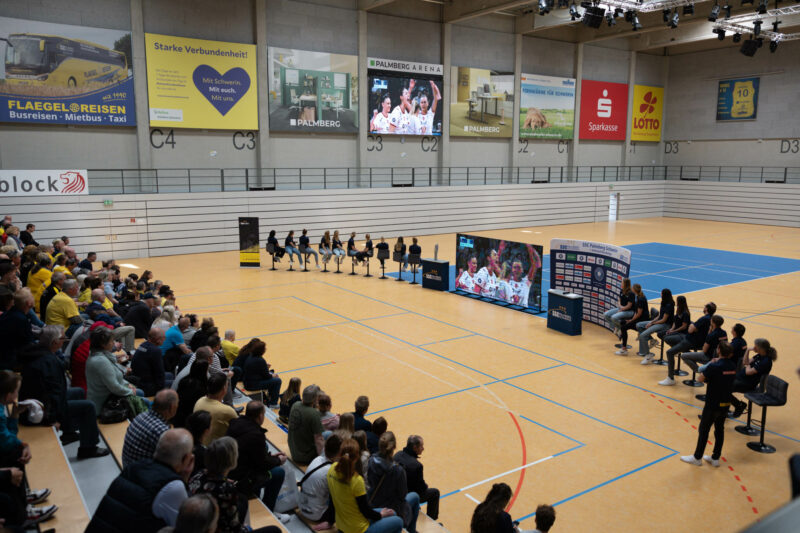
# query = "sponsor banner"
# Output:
<box><xmin>0</xmin><ymin>170</ymin><xmax>88</xmax><ymax>196</ymax></box>
<box><xmin>238</xmin><ymin>217</ymin><xmax>260</xmax><ymax>267</ymax></box>
<box><xmin>145</xmin><ymin>33</ymin><xmax>257</xmax><ymax>130</ymax></box>
<box><xmin>631</xmin><ymin>85</ymin><xmax>663</xmax><ymax>142</ymax></box>
<box><xmin>268</xmin><ymin>47</ymin><xmax>358</xmax><ymax>133</ymax></box>
<box><xmin>549</xmin><ymin>238</ymin><xmax>632</xmax><ymax>328</ymax></box>
<box><xmin>716</xmin><ymin>77</ymin><xmax>759</xmax><ymax>121</ymax></box>
<box><xmin>579</xmin><ymin>79</ymin><xmax>628</xmax><ymax>140</ymax></box>
<box><xmin>519</xmin><ymin>73</ymin><xmax>576</xmax><ymax>139</ymax></box>
<box><xmin>0</xmin><ymin>17</ymin><xmax>135</xmax><ymax>126</ymax></box>
<box><xmin>368</xmin><ymin>58</ymin><xmax>443</xmax><ymax>136</ymax></box>
<box><xmin>449</xmin><ymin>66</ymin><xmax>513</xmax><ymax>138</ymax></box>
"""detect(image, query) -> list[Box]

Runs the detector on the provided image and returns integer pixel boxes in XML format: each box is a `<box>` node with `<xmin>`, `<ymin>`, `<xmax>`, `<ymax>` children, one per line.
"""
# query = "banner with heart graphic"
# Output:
<box><xmin>145</xmin><ymin>33</ymin><xmax>257</xmax><ymax>130</ymax></box>
<box><xmin>631</xmin><ymin>84</ymin><xmax>663</xmax><ymax>142</ymax></box>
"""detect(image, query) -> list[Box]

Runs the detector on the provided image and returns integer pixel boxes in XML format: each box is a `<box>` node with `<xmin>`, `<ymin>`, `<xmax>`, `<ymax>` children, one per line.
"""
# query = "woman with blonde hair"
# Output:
<box><xmin>319</xmin><ymin>231</ymin><xmax>333</xmax><ymax>264</ymax></box>
<box><xmin>26</xmin><ymin>254</ymin><xmax>52</xmax><ymax>314</ymax></box>
<box><xmin>153</xmin><ymin>305</ymin><xmax>177</xmax><ymax>331</ymax></box>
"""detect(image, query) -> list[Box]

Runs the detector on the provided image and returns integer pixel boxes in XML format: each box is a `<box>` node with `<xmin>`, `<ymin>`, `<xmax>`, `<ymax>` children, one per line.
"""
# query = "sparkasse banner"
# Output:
<box><xmin>630</xmin><ymin>85</ymin><xmax>663</xmax><ymax>142</ymax></box>
<box><xmin>579</xmin><ymin>80</ymin><xmax>628</xmax><ymax>141</ymax></box>
<box><xmin>0</xmin><ymin>170</ymin><xmax>89</xmax><ymax>196</ymax></box>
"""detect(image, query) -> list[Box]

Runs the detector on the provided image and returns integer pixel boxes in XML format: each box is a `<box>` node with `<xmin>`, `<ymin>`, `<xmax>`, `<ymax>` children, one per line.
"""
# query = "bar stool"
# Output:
<box><xmin>653</xmin><ymin>330</ymin><xmax>669</xmax><ymax>366</ymax></box>
<box><xmin>349</xmin><ymin>253</ymin><xmax>359</xmax><ymax>276</ymax></box>
<box><xmin>735</xmin><ymin>373</ymin><xmax>771</xmax><ymax>432</ymax></box>
<box><xmin>377</xmin><ymin>249</ymin><xmax>390</xmax><ymax>279</ymax></box>
<box><xmin>408</xmin><ymin>253</ymin><xmax>421</xmax><ymax>285</ymax></box>
<box><xmin>299</xmin><ymin>244</ymin><xmax>311</xmax><ymax>272</ymax></box>
<box><xmin>393</xmin><ymin>251</ymin><xmax>404</xmax><ymax>282</ymax></box>
<box><xmin>265</xmin><ymin>243</ymin><xmax>278</xmax><ymax>271</ymax></box>
<box><xmin>743</xmin><ymin>375</ymin><xmax>789</xmax><ymax>454</ymax></box>
<box><xmin>333</xmin><ymin>253</ymin><xmax>344</xmax><ymax>274</ymax></box>
<box><xmin>682</xmin><ymin>366</ymin><xmax>704</xmax><ymax>388</ymax></box>
<box><xmin>319</xmin><ymin>246</ymin><xmax>329</xmax><ymax>273</ymax></box>
<box><xmin>363</xmin><ymin>249</ymin><xmax>374</xmax><ymax>278</ymax></box>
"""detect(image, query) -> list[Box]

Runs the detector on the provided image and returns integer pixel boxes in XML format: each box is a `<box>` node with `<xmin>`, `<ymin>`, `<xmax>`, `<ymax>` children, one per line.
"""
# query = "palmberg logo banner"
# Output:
<box><xmin>0</xmin><ymin>170</ymin><xmax>89</xmax><ymax>196</ymax></box>
<box><xmin>631</xmin><ymin>85</ymin><xmax>664</xmax><ymax>142</ymax></box>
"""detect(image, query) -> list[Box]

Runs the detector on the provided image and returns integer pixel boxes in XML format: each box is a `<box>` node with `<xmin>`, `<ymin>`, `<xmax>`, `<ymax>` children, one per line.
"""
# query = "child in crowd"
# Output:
<box><xmin>317</xmin><ymin>392</ymin><xmax>340</xmax><ymax>432</ymax></box>
<box><xmin>278</xmin><ymin>377</ymin><xmax>302</xmax><ymax>424</ymax></box>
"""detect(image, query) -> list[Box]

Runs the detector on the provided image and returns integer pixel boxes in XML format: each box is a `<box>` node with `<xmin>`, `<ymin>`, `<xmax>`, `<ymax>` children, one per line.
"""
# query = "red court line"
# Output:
<box><xmin>506</xmin><ymin>411</ymin><xmax>527</xmax><ymax>513</ymax></box>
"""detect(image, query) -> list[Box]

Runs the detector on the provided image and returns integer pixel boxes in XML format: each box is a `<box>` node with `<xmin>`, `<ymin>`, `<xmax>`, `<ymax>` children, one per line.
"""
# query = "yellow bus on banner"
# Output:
<box><xmin>630</xmin><ymin>85</ymin><xmax>663</xmax><ymax>142</ymax></box>
<box><xmin>144</xmin><ymin>33</ymin><xmax>257</xmax><ymax>130</ymax></box>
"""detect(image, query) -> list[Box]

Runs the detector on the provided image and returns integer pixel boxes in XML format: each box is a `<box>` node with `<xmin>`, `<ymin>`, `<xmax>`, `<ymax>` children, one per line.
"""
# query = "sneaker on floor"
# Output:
<box><xmin>25</xmin><ymin>504</ymin><xmax>58</xmax><ymax>525</ymax></box>
<box><xmin>680</xmin><ymin>455</ymin><xmax>702</xmax><ymax>466</ymax></box>
<box><xmin>636</xmin><ymin>352</ymin><xmax>650</xmax><ymax>357</ymax></box>
<box><xmin>316</xmin><ymin>264</ymin><xmax>321</xmax><ymax>269</ymax></box>
<box><xmin>703</xmin><ymin>455</ymin><xmax>720</xmax><ymax>467</ymax></box>
<box><xmin>26</xmin><ymin>488</ymin><xmax>50</xmax><ymax>505</ymax></box>
<box><xmin>77</xmin><ymin>446</ymin><xmax>111</xmax><ymax>459</ymax></box>
<box><xmin>614</xmin><ymin>349</ymin><xmax>628</xmax><ymax>355</ymax></box>
<box><xmin>274</xmin><ymin>512</ymin><xmax>292</xmax><ymax>524</ymax></box>
<box><xmin>641</xmin><ymin>353</ymin><xmax>656</xmax><ymax>365</ymax></box>
<box><xmin>658</xmin><ymin>377</ymin><xmax>676</xmax><ymax>386</ymax></box>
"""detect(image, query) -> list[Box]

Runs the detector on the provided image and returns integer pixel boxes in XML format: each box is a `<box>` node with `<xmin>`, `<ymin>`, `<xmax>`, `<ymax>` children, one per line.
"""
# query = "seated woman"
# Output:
<box><xmin>186</xmin><ymin>409</ymin><xmax>212</xmax><ymax>476</ymax></box>
<box><xmin>393</xmin><ymin>237</ymin><xmax>407</xmax><ymax>271</ymax></box>
<box><xmin>266</xmin><ymin>230</ymin><xmax>285</xmax><ymax>262</ymax></box>
<box><xmin>241</xmin><ymin>339</ymin><xmax>282</xmax><ymax>407</ymax></box>
<box><xmin>367</xmin><ymin>432</ymin><xmax>419</xmax><ymax>533</ymax></box>
<box><xmin>26</xmin><ymin>255</ymin><xmax>52</xmax><ymax>315</ymax></box>
<box><xmin>405</xmin><ymin>237</ymin><xmax>421</xmax><ymax>270</ymax></box>
<box><xmin>637</xmin><ymin>288</ymin><xmax>675</xmax><ymax>363</ymax></box>
<box><xmin>356</xmin><ymin>234</ymin><xmax>374</xmax><ymax>264</ymax></box>
<box><xmin>332</xmin><ymin>231</ymin><xmax>346</xmax><ymax>260</ymax></box>
<box><xmin>174</xmin><ymin>360</ymin><xmax>209</xmax><ymax>428</ymax></box>
<box><xmin>319</xmin><ymin>231</ymin><xmax>333</xmax><ymax>264</ymax></box>
<box><xmin>603</xmin><ymin>277</ymin><xmax>634</xmax><ymax>338</ymax></box>
<box><xmin>285</xmin><ymin>230</ymin><xmax>302</xmax><ymax>266</ymax></box>
<box><xmin>347</xmin><ymin>232</ymin><xmax>358</xmax><ymax>261</ymax></box>
<box><xmin>470</xmin><ymin>483</ymin><xmax>516</xmax><ymax>533</ymax></box>
<box><xmin>299</xmin><ymin>229</ymin><xmax>320</xmax><ymax>269</ymax></box>
<box><xmin>278</xmin><ymin>377</ymin><xmax>301</xmax><ymax>424</ymax></box>
<box><xmin>730</xmin><ymin>338</ymin><xmax>776</xmax><ymax>417</ymax></box>
<box><xmin>85</xmin><ymin>327</ymin><xmax>142</xmax><ymax>414</ymax></box>
<box><xmin>152</xmin><ymin>305</ymin><xmax>177</xmax><ymax>331</ymax></box>
<box><xmin>317</xmin><ymin>392</ymin><xmax>340</xmax><ymax>432</ymax></box>
<box><xmin>375</xmin><ymin>237</ymin><xmax>390</xmax><ymax>267</ymax></box>
<box><xmin>327</xmin><ymin>438</ymin><xmax>403</xmax><ymax>533</ymax></box>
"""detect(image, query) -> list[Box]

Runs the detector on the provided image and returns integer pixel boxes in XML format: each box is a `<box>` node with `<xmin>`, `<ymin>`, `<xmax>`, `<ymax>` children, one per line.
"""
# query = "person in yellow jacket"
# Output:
<box><xmin>26</xmin><ymin>255</ymin><xmax>53</xmax><ymax>314</ymax></box>
<box><xmin>221</xmin><ymin>330</ymin><xmax>240</xmax><ymax>366</ymax></box>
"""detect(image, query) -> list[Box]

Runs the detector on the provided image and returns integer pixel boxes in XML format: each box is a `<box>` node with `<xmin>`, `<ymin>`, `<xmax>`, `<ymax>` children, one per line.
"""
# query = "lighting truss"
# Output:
<box><xmin>712</xmin><ymin>3</ymin><xmax>800</xmax><ymax>41</ymax></box>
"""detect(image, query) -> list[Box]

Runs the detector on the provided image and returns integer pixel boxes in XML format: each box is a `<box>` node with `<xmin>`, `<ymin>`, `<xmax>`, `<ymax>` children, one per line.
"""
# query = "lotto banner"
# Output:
<box><xmin>630</xmin><ymin>85</ymin><xmax>663</xmax><ymax>142</ymax></box>
<box><xmin>238</xmin><ymin>217</ymin><xmax>260</xmax><ymax>267</ymax></box>
<box><xmin>0</xmin><ymin>17</ymin><xmax>135</xmax><ymax>126</ymax></box>
<box><xmin>519</xmin><ymin>73</ymin><xmax>576</xmax><ymax>139</ymax></box>
<box><xmin>578</xmin><ymin>79</ymin><xmax>628</xmax><ymax>140</ymax></box>
<box><xmin>0</xmin><ymin>170</ymin><xmax>88</xmax><ymax>196</ymax></box>
<box><xmin>549</xmin><ymin>238</ymin><xmax>631</xmax><ymax>328</ymax></box>
<box><xmin>716</xmin><ymin>77</ymin><xmax>759</xmax><ymax>121</ymax></box>
<box><xmin>145</xmin><ymin>33</ymin><xmax>257</xmax><ymax>129</ymax></box>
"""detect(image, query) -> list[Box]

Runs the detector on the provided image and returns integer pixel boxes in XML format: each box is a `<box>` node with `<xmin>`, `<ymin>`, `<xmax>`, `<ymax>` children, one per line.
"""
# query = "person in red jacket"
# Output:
<box><xmin>71</xmin><ymin>322</ymin><xmax>114</xmax><ymax>392</ymax></box>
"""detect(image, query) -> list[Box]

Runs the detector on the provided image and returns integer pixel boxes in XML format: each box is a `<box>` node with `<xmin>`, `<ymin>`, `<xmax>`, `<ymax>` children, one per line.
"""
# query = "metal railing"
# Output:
<box><xmin>86</xmin><ymin>165</ymin><xmax>800</xmax><ymax>194</ymax></box>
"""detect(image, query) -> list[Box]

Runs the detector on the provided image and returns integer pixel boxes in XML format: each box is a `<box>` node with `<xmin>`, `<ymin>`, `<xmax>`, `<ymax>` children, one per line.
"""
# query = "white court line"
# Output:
<box><xmin>456</xmin><ymin>455</ymin><xmax>555</xmax><ymax>493</ymax></box>
<box><xmin>464</xmin><ymin>493</ymin><xmax>481</xmax><ymax>504</ymax></box>
<box><xmin>633</xmin><ymin>251</ymin><xmax>797</xmax><ymax>275</ymax></box>
<box><xmin>630</xmin><ymin>263</ymin><xmax>715</xmax><ymax>277</ymax></box>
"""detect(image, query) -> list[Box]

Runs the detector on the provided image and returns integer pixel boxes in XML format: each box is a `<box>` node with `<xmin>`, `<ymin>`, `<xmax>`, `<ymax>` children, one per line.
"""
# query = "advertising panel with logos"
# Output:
<box><xmin>449</xmin><ymin>66</ymin><xmax>513</xmax><ymax>138</ymax></box>
<box><xmin>268</xmin><ymin>48</ymin><xmax>358</xmax><ymax>133</ymax></box>
<box><xmin>579</xmin><ymin>80</ymin><xmax>628</xmax><ymax>140</ymax></box>
<box><xmin>519</xmin><ymin>73</ymin><xmax>576</xmax><ymax>139</ymax></box>
<box><xmin>145</xmin><ymin>33</ymin><xmax>257</xmax><ymax>130</ymax></box>
<box><xmin>0</xmin><ymin>170</ymin><xmax>88</xmax><ymax>196</ymax></box>
<box><xmin>0</xmin><ymin>16</ymin><xmax>135</xmax><ymax>126</ymax></box>
<box><xmin>630</xmin><ymin>85</ymin><xmax>663</xmax><ymax>142</ymax></box>
<box><xmin>717</xmin><ymin>77</ymin><xmax>759</xmax><ymax>121</ymax></box>
<box><xmin>367</xmin><ymin>57</ymin><xmax>443</xmax><ymax>136</ymax></box>
<box><xmin>455</xmin><ymin>234</ymin><xmax>544</xmax><ymax>311</ymax></box>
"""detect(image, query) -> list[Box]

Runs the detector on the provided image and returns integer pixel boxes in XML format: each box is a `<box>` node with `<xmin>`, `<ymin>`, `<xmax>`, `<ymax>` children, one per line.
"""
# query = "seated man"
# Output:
<box><xmin>730</xmin><ymin>338</ymin><xmax>776</xmax><ymax>417</ymax></box>
<box><xmin>226</xmin><ymin>401</ymin><xmax>287</xmax><ymax>510</ymax></box>
<box><xmin>193</xmin><ymin>372</ymin><xmax>237</xmax><ymax>445</ymax></box>
<box><xmin>87</xmin><ymin>428</ymin><xmax>194</xmax><ymax>532</ymax></box>
<box><xmin>124</xmin><ymin>292</ymin><xmax>158</xmax><ymax>339</ymax></box>
<box><xmin>172</xmin><ymin>494</ymin><xmax>222</xmax><ymax>533</ymax></box>
<box><xmin>131</xmin><ymin>327</ymin><xmax>172</xmax><ymax>396</ymax></box>
<box><xmin>45</xmin><ymin>278</ymin><xmax>83</xmax><ymax>337</ymax></box>
<box><xmin>162</xmin><ymin>317</ymin><xmax>193</xmax><ymax>374</ymax></box>
<box><xmin>287</xmin><ymin>384</ymin><xmax>324</xmax><ymax>465</ymax></box>
<box><xmin>86</xmin><ymin>288</ymin><xmax>136</xmax><ymax>355</ymax></box>
<box><xmin>39</xmin><ymin>271</ymin><xmax>65</xmax><ymax>321</ymax></box>
<box><xmin>122</xmin><ymin>389</ymin><xmax>179</xmax><ymax>468</ymax></box>
<box><xmin>298</xmin><ymin>433</ymin><xmax>342</xmax><ymax>528</ymax></box>
<box><xmin>394</xmin><ymin>435</ymin><xmax>440</xmax><ymax>521</ymax></box>
<box><xmin>352</xmin><ymin>395</ymin><xmax>372</xmax><ymax>432</ymax></box>
<box><xmin>0</xmin><ymin>288</ymin><xmax>36</xmax><ymax>370</ymax></box>
<box><xmin>406</xmin><ymin>237</ymin><xmax>422</xmax><ymax>269</ymax></box>
<box><xmin>681</xmin><ymin>315</ymin><xmax>727</xmax><ymax>373</ymax></box>
<box><xmin>78</xmin><ymin>252</ymin><xmax>96</xmax><ymax>272</ymax></box>
<box><xmin>19</xmin><ymin>325</ymin><xmax>110</xmax><ymax>458</ymax></box>
<box><xmin>220</xmin><ymin>330</ymin><xmax>239</xmax><ymax>367</ymax></box>
<box><xmin>376</xmin><ymin>237</ymin><xmax>390</xmax><ymax>266</ymax></box>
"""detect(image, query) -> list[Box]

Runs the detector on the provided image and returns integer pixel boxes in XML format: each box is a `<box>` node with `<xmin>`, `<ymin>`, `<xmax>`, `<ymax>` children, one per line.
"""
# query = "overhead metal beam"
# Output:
<box><xmin>516</xmin><ymin>8</ymin><xmax>574</xmax><ymax>33</ymax></box>
<box><xmin>444</xmin><ymin>0</ymin><xmax>535</xmax><ymax>23</ymax></box>
<box><xmin>358</xmin><ymin>0</ymin><xmax>402</xmax><ymax>11</ymax></box>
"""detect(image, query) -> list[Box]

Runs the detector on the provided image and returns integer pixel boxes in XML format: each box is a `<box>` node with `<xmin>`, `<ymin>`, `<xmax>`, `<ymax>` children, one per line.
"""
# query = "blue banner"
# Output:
<box><xmin>716</xmin><ymin>77</ymin><xmax>759</xmax><ymax>121</ymax></box>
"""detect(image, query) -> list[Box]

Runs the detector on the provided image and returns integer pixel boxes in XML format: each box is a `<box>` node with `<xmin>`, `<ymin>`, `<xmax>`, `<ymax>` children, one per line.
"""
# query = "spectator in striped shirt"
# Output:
<box><xmin>121</xmin><ymin>389</ymin><xmax>179</xmax><ymax>468</ymax></box>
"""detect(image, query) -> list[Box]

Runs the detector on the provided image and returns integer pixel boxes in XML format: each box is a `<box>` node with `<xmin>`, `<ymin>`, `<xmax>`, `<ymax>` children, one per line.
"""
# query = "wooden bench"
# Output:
<box><xmin>98</xmin><ymin>419</ymin><xmax>130</xmax><ymax>469</ymax></box>
<box><xmin>248</xmin><ymin>497</ymin><xmax>289</xmax><ymax>532</ymax></box>
<box><xmin>18</xmin><ymin>425</ymin><xmax>89</xmax><ymax>533</ymax></box>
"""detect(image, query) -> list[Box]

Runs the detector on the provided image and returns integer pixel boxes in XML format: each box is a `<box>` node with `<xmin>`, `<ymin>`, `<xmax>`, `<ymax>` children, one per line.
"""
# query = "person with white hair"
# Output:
<box><xmin>45</xmin><ymin>278</ymin><xmax>83</xmax><ymax>337</ymax></box>
<box><xmin>220</xmin><ymin>330</ymin><xmax>239</xmax><ymax>366</ymax></box>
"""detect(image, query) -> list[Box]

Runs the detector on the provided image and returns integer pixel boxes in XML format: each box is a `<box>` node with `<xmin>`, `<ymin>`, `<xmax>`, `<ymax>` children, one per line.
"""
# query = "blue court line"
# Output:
<box><xmin>739</xmin><ymin>303</ymin><xmax>800</xmax><ymax>320</ymax></box>
<box><xmin>418</xmin><ymin>334</ymin><xmax>476</xmax><ymax>346</ymax></box>
<box><xmin>368</xmin><ymin>364</ymin><xmax>566</xmax><ymax>416</ymax></box>
<box><xmin>737</xmin><ymin>318</ymin><xmax>800</xmax><ymax>334</ymax></box>
<box><xmin>513</xmin><ymin>451</ymin><xmax>678</xmax><ymax>524</ymax></box>
<box><xmin>518</xmin><ymin>413</ymin><xmax>584</xmax><ymax>447</ymax></box>
<box><xmin>280</xmin><ymin>361</ymin><xmax>335</xmax><ymax>374</ymax></box>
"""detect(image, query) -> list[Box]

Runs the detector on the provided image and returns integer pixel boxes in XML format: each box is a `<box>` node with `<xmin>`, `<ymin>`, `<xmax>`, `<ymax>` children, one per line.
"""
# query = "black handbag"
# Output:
<box><xmin>98</xmin><ymin>394</ymin><xmax>130</xmax><ymax>424</ymax></box>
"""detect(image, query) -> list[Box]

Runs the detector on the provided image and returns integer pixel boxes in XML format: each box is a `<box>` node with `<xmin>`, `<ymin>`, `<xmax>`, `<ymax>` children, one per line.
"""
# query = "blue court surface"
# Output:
<box><xmin>388</xmin><ymin>242</ymin><xmax>800</xmax><ymax>312</ymax></box>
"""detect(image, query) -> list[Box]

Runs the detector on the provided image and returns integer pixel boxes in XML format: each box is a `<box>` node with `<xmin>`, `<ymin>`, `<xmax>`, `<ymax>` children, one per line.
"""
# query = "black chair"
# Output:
<box><xmin>377</xmin><ymin>249</ymin><xmax>390</xmax><ymax>279</ymax></box>
<box><xmin>363</xmin><ymin>249</ymin><xmax>374</xmax><ymax>278</ymax></box>
<box><xmin>734</xmin><ymin>373</ymin><xmax>771</xmax><ymax>431</ymax></box>
<box><xmin>742</xmin><ymin>375</ymin><xmax>788</xmax><ymax>453</ymax></box>
<box><xmin>392</xmin><ymin>251</ymin><xmax>404</xmax><ymax>282</ymax></box>
<box><xmin>299</xmin><ymin>245</ymin><xmax>311</xmax><ymax>272</ymax></box>
<box><xmin>408</xmin><ymin>253</ymin><xmax>421</xmax><ymax>285</ymax></box>
<box><xmin>675</xmin><ymin>353</ymin><xmax>689</xmax><ymax>377</ymax></box>
<box><xmin>265</xmin><ymin>243</ymin><xmax>278</xmax><ymax>271</ymax></box>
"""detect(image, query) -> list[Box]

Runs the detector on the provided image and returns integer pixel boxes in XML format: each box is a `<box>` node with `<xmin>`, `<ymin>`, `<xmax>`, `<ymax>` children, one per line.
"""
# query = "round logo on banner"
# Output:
<box><xmin>593</xmin><ymin>266</ymin><xmax>605</xmax><ymax>282</ymax></box>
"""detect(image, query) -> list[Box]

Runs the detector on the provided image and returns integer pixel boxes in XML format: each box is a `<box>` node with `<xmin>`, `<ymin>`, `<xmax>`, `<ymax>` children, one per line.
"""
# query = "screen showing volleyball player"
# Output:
<box><xmin>368</xmin><ymin>74</ymin><xmax>443</xmax><ymax>136</ymax></box>
<box><xmin>455</xmin><ymin>234</ymin><xmax>543</xmax><ymax>309</ymax></box>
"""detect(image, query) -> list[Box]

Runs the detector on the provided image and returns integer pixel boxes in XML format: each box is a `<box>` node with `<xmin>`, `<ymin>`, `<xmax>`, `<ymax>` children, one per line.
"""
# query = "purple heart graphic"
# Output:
<box><xmin>192</xmin><ymin>65</ymin><xmax>251</xmax><ymax>116</ymax></box>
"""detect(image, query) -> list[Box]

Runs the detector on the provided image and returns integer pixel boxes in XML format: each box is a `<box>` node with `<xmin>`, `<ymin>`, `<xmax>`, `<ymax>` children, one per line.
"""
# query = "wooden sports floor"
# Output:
<box><xmin>119</xmin><ymin>217</ymin><xmax>800</xmax><ymax>533</ymax></box>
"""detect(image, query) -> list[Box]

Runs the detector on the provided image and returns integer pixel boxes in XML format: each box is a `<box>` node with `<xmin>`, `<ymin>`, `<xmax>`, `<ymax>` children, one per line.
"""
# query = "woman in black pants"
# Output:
<box><xmin>267</xmin><ymin>230</ymin><xmax>285</xmax><ymax>261</ymax></box>
<box><xmin>616</xmin><ymin>284</ymin><xmax>647</xmax><ymax>355</ymax></box>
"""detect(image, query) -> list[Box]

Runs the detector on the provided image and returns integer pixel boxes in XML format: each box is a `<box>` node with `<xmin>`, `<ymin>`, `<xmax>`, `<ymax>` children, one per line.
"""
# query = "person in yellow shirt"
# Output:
<box><xmin>46</xmin><ymin>279</ymin><xmax>83</xmax><ymax>337</ymax></box>
<box><xmin>193</xmin><ymin>371</ymin><xmax>237</xmax><ymax>445</ymax></box>
<box><xmin>26</xmin><ymin>255</ymin><xmax>53</xmax><ymax>314</ymax></box>
<box><xmin>52</xmin><ymin>254</ymin><xmax>71</xmax><ymax>277</ymax></box>
<box><xmin>327</xmin><ymin>438</ymin><xmax>402</xmax><ymax>533</ymax></box>
<box><xmin>221</xmin><ymin>330</ymin><xmax>240</xmax><ymax>366</ymax></box>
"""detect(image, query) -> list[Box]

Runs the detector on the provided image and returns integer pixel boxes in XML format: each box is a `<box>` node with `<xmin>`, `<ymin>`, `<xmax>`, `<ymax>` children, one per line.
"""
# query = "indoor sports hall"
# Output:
<box><xmin>1</xmin><ymin>1</ymin><xmax>799</xmax><ymax>533</ymax></box>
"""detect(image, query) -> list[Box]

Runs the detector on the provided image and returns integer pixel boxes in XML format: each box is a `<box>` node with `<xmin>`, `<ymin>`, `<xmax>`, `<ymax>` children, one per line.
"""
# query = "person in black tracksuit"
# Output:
<box><xmin>681</xmin><ymin>341</ymin><xmax>737</xmax><ymax>467</ymax></box>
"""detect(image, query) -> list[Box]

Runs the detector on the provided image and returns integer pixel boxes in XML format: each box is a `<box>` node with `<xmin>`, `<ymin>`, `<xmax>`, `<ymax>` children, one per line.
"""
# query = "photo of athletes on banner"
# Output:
<box><xmin>455</xmin><ymin>234</ymin><xmax>543</xmax><ymax>311</ymax></box>
<box><xmin>449</xmin><ymin>66</ymin><xmax>513</xmax><ymax>138</ymax></box>
<box><xmin>0</xmin><ymin>16</ymin><xmax>135</xmax><ymax>126</ymax></box>
<box><xmin>268</xmin><ymin>47</ymin><xmax>358</xmax><ymax>133</ymax></box>
<box><xmin>367</xmin><ymin>57</ymin><xmax>443</xmax><ymax>136</ymax></box>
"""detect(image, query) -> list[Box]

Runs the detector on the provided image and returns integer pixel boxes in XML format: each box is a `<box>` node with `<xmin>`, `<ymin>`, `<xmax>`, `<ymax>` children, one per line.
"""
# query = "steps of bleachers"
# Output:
<box><xmin>98</xmin><ymin>419</ymin><xmax>130</xmax><ymax>469</ymax></box>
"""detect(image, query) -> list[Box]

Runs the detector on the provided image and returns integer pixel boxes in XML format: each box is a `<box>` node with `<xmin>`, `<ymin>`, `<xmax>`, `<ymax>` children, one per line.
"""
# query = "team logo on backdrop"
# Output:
<box><xmin>631</xmin><ymin>85</ymin><xmax>664</xmax><ymax>142</ymax></box>
<box><xmin>0</xmin><ymin>170</ymin><xmax>89</xmax><ymax>197</ymax></box>
<box><xmin>579</xmin><ymin>80</ymin><xmax>628</xmax><ymax>140</ymax></box>
<box><xmin>290</xmin><ymin>119</ymin><xmax>342</xmax><ymax>128</ymax></box>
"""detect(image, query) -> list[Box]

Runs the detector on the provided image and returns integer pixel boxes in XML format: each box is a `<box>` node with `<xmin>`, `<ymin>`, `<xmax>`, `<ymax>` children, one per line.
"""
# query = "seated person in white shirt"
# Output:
<box><xmin>298</xmin><ymin>433</ymin><xmax>342</xmax><ymax>529</ymax></box>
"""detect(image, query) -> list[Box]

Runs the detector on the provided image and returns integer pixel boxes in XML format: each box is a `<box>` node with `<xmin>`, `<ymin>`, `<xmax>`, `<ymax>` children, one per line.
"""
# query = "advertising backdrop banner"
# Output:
<box><xmin>0</xmin><ymin>16</ymin><xmax>135</xmax><ymax>126</ymax></box>
<box><xmin>238</xmin><ymin>217</ymin><xmax>260</xmax><ymax>267</ymax></box>
<box><xmin>367</xmin><ymin>57</ymin><xmax>443</xmax><ymax>136</ymax></box>
<box><xmin>145</xmin><ymin>33</ymin><xmax>257</xmax><ymax>130</ymax></box>
<box><xmin>455</xmin><ymin>233</ymin><xmax>543</xmax><ymax>310</ymax></box>
<box><xmin>0</xmin><ymin>170</ymin><xmax>88</xmax><ymax>196</ymax></box>
<box><xmin>449</xmin><ymin>66</ymin><xmax>513</xmax><ymax>138</ymax></box>
<box><xmin>268</xmin><ymin>47</ymin><xmax>358</xmax><ymax>133</ymax></box>
<box><xmin>716</xmin><ymin>77</ymin><xmax>759</xmax><ymax>121</ymax></box>
<box><xmin>549</xmin><ymin>238</ymin><xmax>632</xmax><ymax>328</ymax></box>
<box><xmin>630</xmin><ymin>85</ymin><xmax>663</xmax><ymax>142</ymax></box>
<box><xmin>519</xmin><ymin>73</ymin><xmax>576</xmax><ymax>139</ymax></box>
<box><xmin>579</xmin><ymin>79</ymin><xmax>628</xmax><ymax>140</ymax></box>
